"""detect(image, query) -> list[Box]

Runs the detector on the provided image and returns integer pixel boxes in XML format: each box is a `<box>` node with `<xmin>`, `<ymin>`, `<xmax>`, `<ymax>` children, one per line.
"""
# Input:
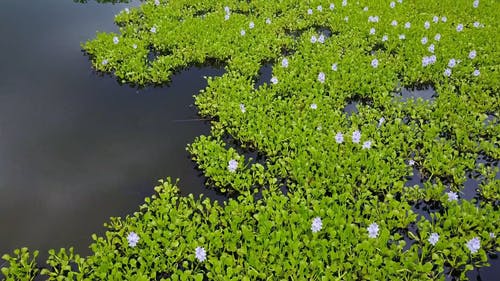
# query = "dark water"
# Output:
<box><xmin>0</xmin><ymin>0</ymin><xmax>225</xmax><ymax>258</ymax></box>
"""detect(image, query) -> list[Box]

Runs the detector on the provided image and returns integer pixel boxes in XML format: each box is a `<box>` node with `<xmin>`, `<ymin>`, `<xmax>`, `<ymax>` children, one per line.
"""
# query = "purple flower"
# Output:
<box><xmin>448</xmin><ymin>58</ymin><xmax>457</xmax><ymax>68</ymax></box>
<box><xmin>421</xmin><ymin>37</ymin><xmax>428</xmax><ymax>45</ymax></box>
<box><xmin>195</xmin><ymin>247</ymin><xmax>207</xmax><ymax>262</ymax></box>
<box><xmin>335</xmin><ymin>132</ymin><xmax>344</xmax><ymax>143</ymax></box>
<box><xmin>390</xmin><ymin>1</ymin><xmax>395</xmax><ymax>8</ymax></box>
<box><xmin>473</xmin><ymin>69</ymin><xmax>480</xmax><ymax>76</ymax></box>
<box><xmin>310</xmin><ymin>103</ymin><xmax>318</xmax><ymax>110</ymax></box>
<box><xmin>428</xmin><ymin>44</ymin><xmax>435</xmax><ymax>53</ymax></box>
<box><xmin>318</xmin><ymin>72</ymin><xmax>325</xmax><ymax>83</ymax></box>
<box><xmin>447</xmin><ymin>191</ymin><xmax>458</xmax><ymax>201</ymax></box>
<box><xmin>310</xmin><ymin>35</ymin><xmax>317</xmax><ymax>43</ymax></box>
<box><xmin>311</xmin><ymin>217</ymin><xmax>323</xmax><ymax>233</ymax></box>
<box><xmin>249</xmin><ymin>21</ymin><xmax>255</xmax><ymax>29</ymax></box>
<box><xmin>228</xmin><ymin>159</ymin><xmax>238</xmax><ymax>172</ymax></box>
<box><xmin>317</xmin><ymin>5</ymin><xmax>323</xmax><ymax>12</ymax></box>
<box><xmin>456</xmin><ymin>24</ymin><xmax>464</xmax><ymax>32</ymax></box>
<box><xmin>371</xmin><ymin>58</ymin><xmax>379</xmax><ymax>68</ymax></box>
<box><xmin>113</xmin><ymin>36</ymin><xmax>119</xmax><ymax>44</ymax></box>
<box><xmin>331</xmin><ymin>63</ymin><xmax>338</xmax><ymax>71</ymax></box>
<box><xmin>404</xmin><ymin>22</ymin><xmax>411</xmax><ymax>29</ymax></box>
<box><xmin>330</xmin><ymin>3</ymin><xmax>335</xmax><ymax>10</ymax></box>
<box><xmin>473</xmin><ymin>0</ymin><xmax>479</xmax><ymax>8</ymax></box>
<box><xmin>318</xmin><ymin>34</ymin><xmax>325</xmax><ymax>43</ymax></box>
<box><xmin>466</xmin><ymin>237</ymin><xmax>481</xmax><ymax>254</ymax></box>
<box><xmin>362</xmin><ymin>141</ymin><xmax>372</xmax><ymax>149</ymax></box>
<box><xmin>240</xmin><ymin>29</ymin><xmax>246</xmax><ymax>36</ymax></box>
<box><xmin>434</xmin><ymin>33</ymin><xmax>441</xmax><ymax>41</ymax></box>
<box><xmin>424</xmin><ymin>21</ymin><xmax>430</xmax><ymax>29</ymax></box>
<box><xmin>352</xmin><ymin>130</ymin><xmax>361</xmax><ymax>143</ymax></box>
<box><xmin>441</xmin><ymin>16</ymin><xmax>447</xmax><ymax>23</ymax></box>
<box><xmin>307</xmin><ymin>9</ymin><xmax>313</xmax><ymax>15</ymax></box>
<box><xmin>281</xmin><ymin>58</ymin><xmax>289</xmax><ymax>68</ymax></box>
<box><xmin>270</xmin><ymin>76</ymin><xmax>278</xmax><ymax>84</ymax></box>
<box><xmin>369</xmin><ymin>28</ymin><xmax>376</xmax><ymax>35</ymax></box>
<box><xmin>469</xmin><ymin>50</ymin><xmax>476</xmax><ymax>59</ymax></box>
<box><xmin>127</xmin><ymin>232</ymin><xmax>139</xmax><ymax>247</ymax></box>
<box><xmin>428</xmin><ymin>233</ymin><xmax>439</xmax><ymax>246</ymax></box>
<box><xmin>382</xmin><ymin>35</ymin><xmax>388</xmax><ymax>42</ymax></box>
<box><xmin>367</xmin><ymin>223</ymin><xmax>379</xmax><ymax>238</ymax></box>
<box><xmin>433</xmin><ymin>16</ymin><xmax>439</xmax><ymax>23</ymax></box>
<box><xmin>444</xmin><ymin>68</ymin><xmax>452</xmax><ymax>77</ymax></box>
<box><xmin>391</xmin><ymin>20</ymin><xmax>398</xmax><ymax>26</ymax></box>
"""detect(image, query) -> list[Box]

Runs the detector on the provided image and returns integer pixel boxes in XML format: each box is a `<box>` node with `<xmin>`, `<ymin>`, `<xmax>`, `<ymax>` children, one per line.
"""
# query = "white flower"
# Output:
<box><xmin>473</xmin><ymin>21</ymin><xmax>481</xmax><ymax>28</ymax></box>
<box><xmin>391</xmin><ymin>20</ymin><xmax>398</xmax><ymax>26</ymax></box>
<box><xmin>318</xmin><ymin>34</ymin><xmax>325</xmax><ymax>43</ymax></box>
<box><xmin>456</xmin><ymin>24</ymin><xmax>463</xmax><ymax>32</ymax></box>
<box><xmin>132</xmin><ymin>44</ymin><xmax>137</xmax><ymax>49</ymax></box>
<box><xmin>428</xmin><ymin>233</ymin><xmax>439</xmax><ymax>246</ymax></box>
<box><xmin>311</xmin><ymin>217</ymin><xmax>323</xmax><ymax>233</ymax></box>
<box><xmin>433</xmin><ymin>16</ymin><xmax>439</xmax><ymax>23</ymax></box>
<box><xmin>434</xmin><ymin>33</ymin><xmax>441</xmax><ymax>41</ymax></box>
<box><xmin>310</xmin><ymin>103</ymin><xmax>318</xmax><ymax>110</ymax></box>
<box><xmin>367</xmin><ymin>223</ymin><xmax>379</xmax><ymax>238</ymax></box>
<box><xmin>224</xmin><ymin>6</ymin><xmax>230</xmax><ymax>14</ymax></box>
<box><xmin>101</xmin><ymin>59</ymin><xmax>108</xmax><ymax>66</ymax></box>
<box><xmin>369</xmin><ymin>28</ymin><xmax>376</xmax><ymax>35</ymax></box>
<box><xmin>428</xmin><ymin>44</ymin><xmax>435</xmax><ymax>53</ymax></box>
<box><xmin>316</xmin><ymin>125</ymin><xmax>322</xmax><ymax>131</ymax></box>
<box><xmin>150</xmin><ymin>26</ymin><xmax>157</xmax><ymax>33</ymax></box>
<box><xmin>310</xmin><ymin>35</ymin><xmax>317</xmax><ymax>43</ymax></box>
<box><xmin>344</xmin><ymin>16</ymin><xmax>349</xmax><ymax>22</ymax></box>
<box><xmin>409</xmin><ymin>159</ymin><xmax>415</xmax><ymax>166</ymax></box>
<box><xmin>378</xmin><ymin>117</ymin><xmax>385</xmax><ymax>127</ymax></box>
<box><xmin>127</xmin><ymin>232</ymin><xmax>139</xmax><ymax>247</ymax></box>
<box><xmin>352</xmin><ymin>130</ymin><xmax>361</xmax><ymax>143</ymax></box>
<box><xmin>154</xmin><ymin>0</ymin><xmax>160</xmax><ymax>6</ymax></box>
<box><xmin>371</xmin><ymin>58</ymin><xmax>379</xmax><ymax>68</ymax></box>
<box><xmin>473</xmin><ymin>0</ymin><xmax>479</xmax><ymax>8</ymax></box>
<box><xmin>469</xmin><ymin>50</ymin><xmax>476</xmax><ymax>59</ymax></box>
<box><xmin>113</xmin><ymin>36</ymin><xmax>119</xmax><ymax>44</ymax></box>
<box><xmin>443</xmin><ymin>68</ymin><xmax>452</xmax><ymax>77</ymax></box>
<box><xmin>124</xmin><ymin>8</ymin><xmax>130</xmax><ymax>14</ymax></box>
<box><xmin>265</xmin><ymin>18</ymin><xmax>271</xmax><ymax>24</ymax></box>
<box><xmin>424</xmin><ymin>21</ymin><xmax>430</xmax><ymax>29</ymax></box>
<box><xmin>404</xmin><ymin>22</ymin><xmax>411</xmax><ymax>29</ymax></box>
<box><xmin>390</xmin><ymin>1</ymin><xmax>395</xmax><ymax>8</ymax></box>
<box><xmin>473</xmin><ymin>69</ymin><xmax>480</xmax><ymax>76</ymax></box>
<box><xmin>307</xmin><ymin>9</ymin><xmax>313</xmax><ymax>15</ymax></box>
<box><xmin>441</xmin><ymin>16</ymin><xmax>447</xmax><ymax>23</ymax></box>
<box><xmin>363</xmin><ymin>7</ymin><xmax>368</xmax><ymax>12</ymax></box>
<box><xmin>270</xmin><ymin>76</ymin><xmax>278</xmax><ymax>84</ymax></box>
<box><xmin>421</xmin><ymin>37</ymin><xmax>428</xmax><ymax>45</ymax></box>
<box><xmin>331</xmin><ymin>63</ymin><xmax>338</xmax><ymax>71</ymax></box>
<box><xmin>447</xmin><ymin>191</ymin><xmax>458</xmax><ymax>201</ymax></box>
<box><xmin>362</xmin><ymin>140</ymin><xmax>372</xmax><ymax>149</ymax></box>
<box><xmin>239</xmin><ymin>104</ymin><xmax>246</xmax><ymax>113</ymax></box>
<box><xmin>399</xmin><ymin>34</ymin><xmax>406</xmax><ymax>40</ymax></box>
<box><xmin>224</xmin><ymin>14</ymin><xmax>230</xmax><ymax>21</ymax></box>
<box><xmin>490</xmin><ymin>232</ymin><xmax>496</xmax><ymax>238</ymax></box>
<box><xmin>382</xmin><ymin>35</ymin><xmax>388</xmax><ymax>42</ymax></box>
<box><xmin>317</xmin><ymin>5</ymin><xmax>323</xmax><ymax>12</ymax></box>
<box><xmin>466</xmin><ymin>237</ymin><xmax>481</xmax><ymax>254</ymax></box>
<box><xmin>318</xmin><ymin>72</ymin><xmax>325</xmax><ymax>83</ymax></box>
<box><xmin>249</xmin><ymin>21</ymin><xmax>255</xmax><ymax>29</ymax></box>
<box><xmin>342</xmin><ymin>0</ymin><xmax>347</xmax><ymax>7</ymax></box>
<box><xmin>228</xmin><ymin>159</ymin><xmax>238</xmax><ymax>172</ymax></box>
<box><xmin>397</xmin><ymin>0</ymin><xmax>403</xmax><ymax>3</ymax></box>
<box><xmin>240</xmin><ymin>29</ymin><xmax>246</xmax><ymax>36</ymax></box>
<box><xmin>335</xmin><ymin>132</ymin><xmax>344</xmax><ymax>143</ymax></box>
<box><xmin>281</xmin><ymin>58</ymin><xmax>289</xmax><ymax>68</ymax></box>
<box><xmin>195</xmin><ymin>246</ymin><xmax>207</xmax><ymax>262</ymax></box>
<box><xmin>448</xmin><ymin>58</ymin><xmax>457</xmax><ymax>68</ymax></box>
<box><xmin>330</xmin><ymin>3</ymin><xmax>335</xmax><ymax>10</ymax></box>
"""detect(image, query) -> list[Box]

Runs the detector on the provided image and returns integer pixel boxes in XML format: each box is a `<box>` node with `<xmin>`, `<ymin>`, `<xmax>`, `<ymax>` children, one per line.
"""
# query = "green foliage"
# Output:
<box><xmin>3</xmin><ymin>0</ymin><xmax>500</xmax><ymax>280</ymax></box>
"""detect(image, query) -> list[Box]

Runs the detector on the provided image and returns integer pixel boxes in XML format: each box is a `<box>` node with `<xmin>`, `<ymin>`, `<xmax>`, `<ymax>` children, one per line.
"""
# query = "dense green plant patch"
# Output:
<box><xmin>3</xmin><ymin>0</ymin><xmax>499</xmax><ymax>280</ymax></box>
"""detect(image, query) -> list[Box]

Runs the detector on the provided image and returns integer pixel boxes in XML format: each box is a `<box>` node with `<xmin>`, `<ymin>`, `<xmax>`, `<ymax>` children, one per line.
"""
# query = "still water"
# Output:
<box><xmin>0</xmin><ymin>0</ymin><xmax>224</xmax><ymax>258</ymax></box>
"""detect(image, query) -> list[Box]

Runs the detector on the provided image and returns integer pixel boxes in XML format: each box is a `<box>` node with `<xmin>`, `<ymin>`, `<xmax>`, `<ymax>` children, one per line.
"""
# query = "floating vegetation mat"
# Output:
<box><xmin>2</xmin><ymin>0</ymin><xmax>499</xmax><ymax>280</ymax></box>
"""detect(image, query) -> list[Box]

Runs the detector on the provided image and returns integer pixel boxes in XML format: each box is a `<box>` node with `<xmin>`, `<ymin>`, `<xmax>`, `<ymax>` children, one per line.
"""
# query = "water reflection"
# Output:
<box><xmin>0</xmin><ymin>0</ymin><xmax>224</xmax><ymax>258</ymax></box>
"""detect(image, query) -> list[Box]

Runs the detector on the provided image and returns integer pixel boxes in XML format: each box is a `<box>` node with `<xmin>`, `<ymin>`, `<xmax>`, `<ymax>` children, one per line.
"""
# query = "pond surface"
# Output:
<box><xmin>0</xmin><ymin>0</ymin><xmax>225</xmax><ymax>258</ymax></box>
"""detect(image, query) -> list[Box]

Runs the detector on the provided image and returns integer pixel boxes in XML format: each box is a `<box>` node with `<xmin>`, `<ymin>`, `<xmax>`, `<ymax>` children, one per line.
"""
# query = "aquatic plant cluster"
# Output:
<box><xmin>2</xmin><ymin>0</ymin><xmax>499</xmax><ymax>280</ymax></box>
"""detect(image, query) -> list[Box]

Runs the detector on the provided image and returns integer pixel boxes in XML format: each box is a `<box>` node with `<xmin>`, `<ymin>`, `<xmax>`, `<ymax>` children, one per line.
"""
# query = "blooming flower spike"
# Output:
<box><xmin>195</xmin><ymin>246</ymin><xmax>207</xmax><ymax>262</ymax></box>
<box><xmin>127</xmin><ymin>232</ymin><xmax>139</xmax><ymax>247</ymax></box>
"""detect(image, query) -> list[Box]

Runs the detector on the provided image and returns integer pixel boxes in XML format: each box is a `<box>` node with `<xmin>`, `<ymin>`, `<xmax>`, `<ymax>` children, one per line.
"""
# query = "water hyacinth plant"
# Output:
<box><xmin>2</xmin><ymin>0</ymin><xmax>500</xmax><ymax>280</ymax></box>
